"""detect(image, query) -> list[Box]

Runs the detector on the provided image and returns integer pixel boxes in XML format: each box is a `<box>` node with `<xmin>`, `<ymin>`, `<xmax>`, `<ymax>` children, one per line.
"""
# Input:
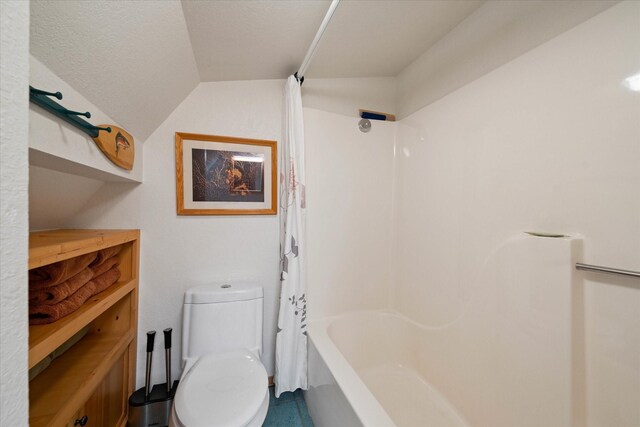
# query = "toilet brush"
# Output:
<box><xmin>127</xmin><ymin>329</ymin><xmax>179</xmax><ymax>427</ymax></box>
<box><xmin>145</xmin><ymin>331</ymin><xmax>156</xmax><ymax>399</ymax></box>
<box><xmin>164</xmin><ymin>328</ymin><xmax>172</xmax><ymax>394</ymax></box>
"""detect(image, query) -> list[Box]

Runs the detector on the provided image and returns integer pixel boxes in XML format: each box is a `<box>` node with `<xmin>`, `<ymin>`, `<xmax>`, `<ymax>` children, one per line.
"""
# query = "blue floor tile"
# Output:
<box><xmin>271</xmin><ymin>390</ymin><xmax>297</xmax><ymax>404</ymax></box>
<box><xmin>296</xmin><ymin>397</ymin><xmax>314</xmax><ymax>427</ymax></box>
<box><xmin>263</xmin><ymin>387</ymin><xmax>313</xmax><ymax>426</ymax></box>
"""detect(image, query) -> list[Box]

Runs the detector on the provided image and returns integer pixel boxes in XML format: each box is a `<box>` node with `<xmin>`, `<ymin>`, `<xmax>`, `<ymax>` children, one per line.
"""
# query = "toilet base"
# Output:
<box><xmin>169</xmin><ymin>388</ymin><xmax>269</xmax><ymax>427</ymax></box>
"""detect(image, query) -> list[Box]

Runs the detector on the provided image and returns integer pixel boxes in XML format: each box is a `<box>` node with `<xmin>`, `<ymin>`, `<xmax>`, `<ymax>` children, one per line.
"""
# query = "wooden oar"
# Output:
<box><xmin>92</xmin><ymin>125</ymin><xmax>134</xmax><ymax>170</ymax></box>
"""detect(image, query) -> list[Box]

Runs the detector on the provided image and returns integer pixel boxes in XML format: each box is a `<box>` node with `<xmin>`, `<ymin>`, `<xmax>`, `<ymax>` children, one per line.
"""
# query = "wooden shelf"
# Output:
<box><xmin>29</xmin><ymin>229</ymin><xmax>139</xmax><ymax>269</ymax></box>
<box><xmin>29</xmin><ymin>331</ymin><xmax>134</xmax><ymax>427</ymax></box>
<box><xmin>29</xmin><ymin>278</ymin><xmax>136</xmax><ymax>369</ymax></box>
<box><xmin>28</xmin><ymin>229</ymin><xmax>139</xmax><ymax>427</ymax></box>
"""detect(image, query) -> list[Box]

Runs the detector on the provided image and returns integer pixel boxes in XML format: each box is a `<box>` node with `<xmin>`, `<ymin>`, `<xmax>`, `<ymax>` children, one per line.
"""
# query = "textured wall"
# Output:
<box><xmin>29</xmin><ymin>56</ymin><xmax>144</xmax><ymax>183</ymax></box>
<box><xmin>28</xmin><ymin>55</ymin><xmax>145</xmax><ymax>231</ymax></box>
<box><xmin>394</xmin><ymin>3</ymin><xmax>640</xmax><ymax>425</ymax></box>
<box><xmin>30</xmin><ymin>0</ymin><xmax>200</xmax><ymax>141</ymax></box>
<box><xmin>29</xmin><ymin>166</ymin><xmax>105</xmax><ymax>231</ymax></box>
<box><xmin>70</xmin><ymin>80</ymin><xmax>283</xmax><ymax>387</ymax></box>
<box><xmin>0</xmin><ymin>1</ymin><xmax>30</xmax><ymax>426</ymax></box>
<box><xmin>58</xmin><ymin>76</ymin><xmax>399</xmax><ymax>386</ymax></box>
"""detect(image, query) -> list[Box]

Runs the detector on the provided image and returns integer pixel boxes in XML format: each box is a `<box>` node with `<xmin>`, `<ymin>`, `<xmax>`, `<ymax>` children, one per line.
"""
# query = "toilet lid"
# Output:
<box><xmin>174</xmin><ymin>349</ymin><xmax>268</xmax><ymax>427</ymax></box>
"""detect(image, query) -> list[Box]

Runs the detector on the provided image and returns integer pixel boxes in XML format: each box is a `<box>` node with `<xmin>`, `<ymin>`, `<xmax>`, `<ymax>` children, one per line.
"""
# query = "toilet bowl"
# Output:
<box><xmin>170</xmin><ymin>350</ymin><xmax>268</xmax><ymax>427</ymax></box>
<box><xmin>170</xmin><ymin>283</ymin><xmax>268</xmax><ymax>427</ymax></box>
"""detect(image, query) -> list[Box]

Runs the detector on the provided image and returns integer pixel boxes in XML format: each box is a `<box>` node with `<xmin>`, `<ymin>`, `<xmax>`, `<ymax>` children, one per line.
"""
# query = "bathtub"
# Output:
<box><xmin>305</xmin><ymin>310</ymin><xmax>469</xmax><ymax>427</ymax></box>
<box><xmin>305</xmin><ymin>236</ymin><xmax>581</xmax><ymax>427</ymax></box>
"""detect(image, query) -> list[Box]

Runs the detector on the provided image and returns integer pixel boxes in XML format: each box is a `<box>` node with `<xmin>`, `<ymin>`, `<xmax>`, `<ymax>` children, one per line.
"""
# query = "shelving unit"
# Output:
<box><xmin>29</xmin><ymin>229</ymin><xmax>139</xmax><ymax>427</ymax></box>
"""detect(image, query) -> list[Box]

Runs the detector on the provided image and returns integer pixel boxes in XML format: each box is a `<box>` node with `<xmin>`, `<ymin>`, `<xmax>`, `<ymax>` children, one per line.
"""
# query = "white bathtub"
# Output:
<box><xmin>305</xmin><ymin>236</ymin><xmax>582</xmax><ymax>427</ymax></box>
<box><xmin>305</xmin><ymin>310</ymin><xmax>469</xmax><ymax>427</ymax></box>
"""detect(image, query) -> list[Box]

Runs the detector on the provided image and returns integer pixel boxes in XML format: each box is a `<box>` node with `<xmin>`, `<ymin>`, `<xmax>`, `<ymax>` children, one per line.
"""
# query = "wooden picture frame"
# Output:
<box><xmin>175</xmin><ymin>132</ymin><xmax>277</xmax><ymax>215</ymax></box>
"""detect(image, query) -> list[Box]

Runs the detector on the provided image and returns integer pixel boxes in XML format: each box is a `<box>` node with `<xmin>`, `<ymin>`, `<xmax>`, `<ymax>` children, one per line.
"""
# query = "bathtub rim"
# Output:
<box><xmin>307</xmin><ymin>310</ymin><xmax>397</xmax><ymax>427</ymax></box>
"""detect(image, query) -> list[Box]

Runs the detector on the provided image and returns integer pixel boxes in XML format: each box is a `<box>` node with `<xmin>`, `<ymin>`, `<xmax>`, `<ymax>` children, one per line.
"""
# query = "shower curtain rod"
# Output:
<box><xmin>296</xmin><ymin>0</ymin><xmax>341</xmax><ymax>82</ymax></box>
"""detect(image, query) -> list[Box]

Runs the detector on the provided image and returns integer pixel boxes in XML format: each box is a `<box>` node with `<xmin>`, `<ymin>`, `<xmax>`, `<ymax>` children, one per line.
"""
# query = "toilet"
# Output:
<box><xmin>170</xmin><ymin>283</ymin><xmax>269</xmax><ymax>427</ymax></box>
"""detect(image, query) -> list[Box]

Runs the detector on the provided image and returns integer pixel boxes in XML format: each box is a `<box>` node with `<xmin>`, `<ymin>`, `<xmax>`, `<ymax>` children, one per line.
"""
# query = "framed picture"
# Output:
<box><xmin>175</xmin><ymin>132</ymin><xmax>277</xmax><ymax>215</ymax></box>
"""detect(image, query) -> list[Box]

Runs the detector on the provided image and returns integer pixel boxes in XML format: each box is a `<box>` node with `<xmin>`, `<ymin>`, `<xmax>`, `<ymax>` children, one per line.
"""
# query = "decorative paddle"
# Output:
<box><xmin>29</xmin><ymin>87</ymin><xmax>136</xmax><ymax>171</ymax></box>
<box><xmin>92</xmin><ymin>125</ymin><xmax>135</xmax><ymax>170</ymax></box>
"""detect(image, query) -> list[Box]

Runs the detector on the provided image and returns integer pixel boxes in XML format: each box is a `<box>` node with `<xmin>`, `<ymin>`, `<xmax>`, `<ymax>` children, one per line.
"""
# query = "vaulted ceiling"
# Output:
<box><xmin>181</xmin><ymin>0</ymin><xmax>483</xmax><ymax>81</ymax></box>
<box><xmin>29</xmin><ymin>0</ymin><xmax>616</xmax><ymax>141</ymax></box>
<box><xmin>30</xmin><ymin>0</ymin><xmax>200</xmax><ymax>141</ymax></box>
<box><xmin>29</xmin><ymin>0</ymin><xmax>481</xmax><ymax>140</ymax></box>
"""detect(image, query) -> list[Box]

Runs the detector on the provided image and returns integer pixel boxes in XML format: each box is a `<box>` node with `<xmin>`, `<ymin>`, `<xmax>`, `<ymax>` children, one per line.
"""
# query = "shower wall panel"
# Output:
<box><xmin>393</xmin><ymin>3</ymin><xmax>640</xmax><ymax>425</ymax></box>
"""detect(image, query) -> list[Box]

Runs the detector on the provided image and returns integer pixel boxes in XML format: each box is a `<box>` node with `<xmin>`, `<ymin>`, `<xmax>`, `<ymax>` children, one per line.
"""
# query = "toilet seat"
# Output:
<box><xmin>172</xmin><ymin>349</ymin><xmax>269</xmax><ymax>427</ymax></box>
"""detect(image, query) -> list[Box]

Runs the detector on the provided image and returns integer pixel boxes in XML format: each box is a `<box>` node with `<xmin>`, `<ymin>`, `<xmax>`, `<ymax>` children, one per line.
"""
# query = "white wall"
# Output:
<box><xmin>29</xmin><ymin>166</ymin><xmax>105</xmax><ymax>231</ymax></box>
<box><xmin>0</xmin><ymin>1</ymin><xmax>30</xmax><ymax>426</ymax></box>
<box><xmin>24</xmin><ymin>6</ymin><xmax>638</xmax><ymax>426</ymax></box>
<box><xmin>302</xmin><ymin>77</ymin><xmax>396</xmax><ymax>118</ymax></box>
<box><xmin>305</xmin><ymin>108</ymin><xmax>396</xmax><ymax>319</ymax></box>
<box><xmin>71</xmin><ymin>80</ymin><xmax>283</xmax><ymax>386</ymax></box>
<box><xmin>27</xmin><ymin>72</ymin><xmax>394</xmax><ymax>232</ymax></box>
<box><xmin>57</xmin><ymin>76</ymin><xmax>399</xmax><ymax>386</ymax></box>
<box><xmin>30</xmin><ymin>0</ymin><xmax>200</xmax><ymax>142</ymax></box>
<box><xmin>29</xmin><ymin>56</ymin><xmax>143</xmax><ymax>183</ymax></box>
<box><xmin>394</xmin><ymin>2</ymin><xmax>639</xmax><ymax>425</ymax></box>
<box><xmin>396</xmin><ymin>0</ymin><xmax>618</xmax><ymax>119</ymax></box>
<box><xmin>28</xmin><ymin>56</ymin><xmax>144</xmax><ymax>231</ymax></box>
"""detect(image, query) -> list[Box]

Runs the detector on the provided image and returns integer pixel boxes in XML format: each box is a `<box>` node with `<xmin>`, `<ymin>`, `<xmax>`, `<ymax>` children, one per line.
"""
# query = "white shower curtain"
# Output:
<box><xmin>275</xmin><ymin>75</ymin><xmax>307</xmax><ymax>397</ymax></box>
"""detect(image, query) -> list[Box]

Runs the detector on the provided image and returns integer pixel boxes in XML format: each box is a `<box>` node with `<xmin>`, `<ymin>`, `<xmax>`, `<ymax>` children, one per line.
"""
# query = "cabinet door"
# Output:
<box><xmin>84</xmin><ymin>350</ymin><xmax>128</xmax><ymax>426</ymax></box>
<box><xmin>65</xmin><ymin>406</ymin><xmax>88</xmax><ymax>427</ymax></box>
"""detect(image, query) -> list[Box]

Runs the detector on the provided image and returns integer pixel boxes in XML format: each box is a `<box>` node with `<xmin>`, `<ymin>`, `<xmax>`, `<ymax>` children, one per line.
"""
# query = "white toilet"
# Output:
<box><xmin>170</xmin><ymin>283</ymin><xmax>269</xmax><ymax>427</ymax></box>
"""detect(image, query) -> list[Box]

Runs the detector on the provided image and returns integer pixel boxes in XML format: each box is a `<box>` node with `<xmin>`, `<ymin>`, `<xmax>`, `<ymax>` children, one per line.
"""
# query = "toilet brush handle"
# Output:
<box><xmin>163</xmin><ymin>328</ymin><xmax>172</xmax><ymax>349</ymax></box>
<box><xmin>146</xmin><ymin>330</ymin><xmax>156</xmax><ymax>352</ymax></box>
<box><xmin>164</xmin><ymin>328</ymin><xmax>172</xmax><ymax>393</ymax></box>
<box><xmin>145</xmin><ymin>331</ymin><xmax>156</xmax><ymax>399</ymax></box>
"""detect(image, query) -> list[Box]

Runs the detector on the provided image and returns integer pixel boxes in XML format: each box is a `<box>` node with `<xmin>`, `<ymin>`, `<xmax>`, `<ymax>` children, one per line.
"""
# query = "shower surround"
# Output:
<box><xmin>307</xmin><ymin>235</ymin><xmax>584</xmax><ymax>427</ymax></box>
<box><xmin>304</xmin><ymin>3</ymin><xmax>640</xmax><ymax>426</ymax></box>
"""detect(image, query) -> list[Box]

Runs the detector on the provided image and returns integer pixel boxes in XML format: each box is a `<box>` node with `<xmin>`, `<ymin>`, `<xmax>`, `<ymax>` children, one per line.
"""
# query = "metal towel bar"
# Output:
<box><xmin>575</xmin><ymin>263</ymin><xmax>640</xmax><ymax>279</ymax></box>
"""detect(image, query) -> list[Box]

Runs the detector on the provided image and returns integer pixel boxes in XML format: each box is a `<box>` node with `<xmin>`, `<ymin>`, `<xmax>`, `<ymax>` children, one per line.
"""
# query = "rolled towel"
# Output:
<box><xmin>29</xmin><ymin>268</ymin><xmax>94</xmax><ymax>306</ymax></box>
<box><xmin>90</xmin><ymin>245</ymin><xmax>122</xmax><ymax>269</ymax></box>
<box><xmin>29</xmin><ymin>266</ymin><xmax>122</xmax><ymax>325</ymax></box>
<box><xmin>89</xmin><ymin>255</ymin><xmax>120</xmax><ymax>278</ymax></box>
<box><xmin>29</xmin><ymin>252</ymin><xmax>97</xmax><ymax>289</ymax></box>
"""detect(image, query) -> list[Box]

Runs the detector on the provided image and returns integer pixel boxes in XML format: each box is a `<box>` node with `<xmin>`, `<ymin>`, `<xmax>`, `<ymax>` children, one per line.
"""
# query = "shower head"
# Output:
<box><xmin>358</xmin><ymin>118</ymin><xmax>371</xmax><ymax>133</ymax></box>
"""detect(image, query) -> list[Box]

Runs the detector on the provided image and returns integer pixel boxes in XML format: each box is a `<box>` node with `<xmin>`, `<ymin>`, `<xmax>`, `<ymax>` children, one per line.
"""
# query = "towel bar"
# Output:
<box><xmin>575</xmin><ymin>263</ymin><xmax>640</xmax><ymax>279</ymax></box>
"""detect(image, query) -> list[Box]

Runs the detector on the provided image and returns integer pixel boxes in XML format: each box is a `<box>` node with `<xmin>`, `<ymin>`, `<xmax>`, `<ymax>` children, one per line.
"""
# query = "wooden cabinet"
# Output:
<box><xmin>28</xmin><ymin>230</ymin><xmax>139</xmax><ymax>427</ymax></box>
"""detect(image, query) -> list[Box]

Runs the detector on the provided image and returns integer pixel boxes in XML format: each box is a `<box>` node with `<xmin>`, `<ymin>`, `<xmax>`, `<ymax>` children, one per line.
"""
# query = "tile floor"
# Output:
<box><xmin>263</xmin><ymin>387</ymin><xmax>314</xmax><ymax>426</ymax></box>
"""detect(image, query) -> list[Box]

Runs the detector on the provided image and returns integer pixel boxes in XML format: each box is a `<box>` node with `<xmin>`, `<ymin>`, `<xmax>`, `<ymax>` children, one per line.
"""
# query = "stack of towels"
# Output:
<box><xmin>29</xmin><ymin>245</ymin><xmax>123</xmax><ymax>325</ymax></box>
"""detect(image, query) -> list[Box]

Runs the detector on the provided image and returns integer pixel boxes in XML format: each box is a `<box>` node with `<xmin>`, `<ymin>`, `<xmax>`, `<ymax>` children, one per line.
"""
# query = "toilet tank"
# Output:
<box><xmin>182</xmin><ymin>283</ymin><xmax>263</xmax><ymax>363</ymax></box>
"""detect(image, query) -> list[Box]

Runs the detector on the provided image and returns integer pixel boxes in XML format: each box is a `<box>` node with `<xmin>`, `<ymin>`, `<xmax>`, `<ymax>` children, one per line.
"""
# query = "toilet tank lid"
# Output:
<box><xmin>184</xmin><ymin>282</ymin><xmax>263</xmax><ymax>304</ymax></box>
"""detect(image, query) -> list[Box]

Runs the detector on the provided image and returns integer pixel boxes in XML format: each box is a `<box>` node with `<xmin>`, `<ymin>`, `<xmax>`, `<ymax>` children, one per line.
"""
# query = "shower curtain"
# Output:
<box><xmin>275</xmin><ymin>75</ymin><xmax>307</xmax><ymax>397</ymax></box>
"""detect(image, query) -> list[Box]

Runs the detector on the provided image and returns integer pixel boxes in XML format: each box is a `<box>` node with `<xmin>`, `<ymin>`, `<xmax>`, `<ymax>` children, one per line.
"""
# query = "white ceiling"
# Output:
<box><xmin>29</xmin><ymin>0</ymin><xmax>482</xmax><ymax>140</ymax></box>
<box><xmin>298</xmin><ymin>0</ymin><xmax>484</xmax><ymax>78</ymax></box>
<box><xmin>182</xmin><ymin>0</ymin><xmax>483</xmax><ymax>80</ymax></box>
<box><xmin>29</xmin><ymin>0</ymin><xmax>615</xmax><ymax>141</ymax></box>
<box><xmin>30</xmin><ymin>0</ymin><xmax>200</xmax><ymax>141</ymax></box>
<box><xmin>181</xmin><ymin>0</ymin><xmax>332</xmax><ymax>81</ymax></box>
